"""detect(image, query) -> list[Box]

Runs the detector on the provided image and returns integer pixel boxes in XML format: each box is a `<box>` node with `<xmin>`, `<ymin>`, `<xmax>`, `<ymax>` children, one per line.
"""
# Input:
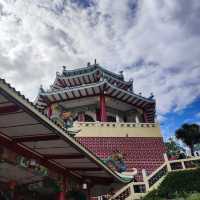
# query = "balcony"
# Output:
<box><xmin>74</xmin><ymin>122</ymin><xmax>162</xmax><ymax>137</ymax></box>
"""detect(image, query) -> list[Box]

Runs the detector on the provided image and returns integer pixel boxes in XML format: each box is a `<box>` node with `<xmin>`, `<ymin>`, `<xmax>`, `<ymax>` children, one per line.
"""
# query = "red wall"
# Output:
<box><xmin>77</xmin><ymin>137</ymin><xmax>166</xmax><ymax>181</ymax></box>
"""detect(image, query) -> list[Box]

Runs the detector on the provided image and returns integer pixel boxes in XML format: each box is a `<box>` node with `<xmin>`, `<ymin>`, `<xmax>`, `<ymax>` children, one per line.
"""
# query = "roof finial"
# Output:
<box><xmin>119</xmin><ymin>70</ymin><xmax>124</xmax><ymax>76</ymax></box>
<box><xmin>39</xmin><ymin>85</ymin><xmax>45</xmax><ymax>93</ymax></box>
<box><xmin>56</xmin><ymin>71</ymin><xmax>60</xmax><ymax>76</ymax></box>
<box><xmin>149</xmin><ymin>92</ymin><xmax>154</xmax><ymax>99</ymax></box>
<box><xmin>62</xmin><ymin>66</ymin><xmax>66</xmax><ymax>71</ymax></box>
<box><xmin>87</xmin><ymin>62</ymin><xmax>91</xmax><ymax>67</ymax></box>
<box><xmin>94</xmin><ymin>59</ymin><xmax>97</xmax><ymax>65</ymax></box>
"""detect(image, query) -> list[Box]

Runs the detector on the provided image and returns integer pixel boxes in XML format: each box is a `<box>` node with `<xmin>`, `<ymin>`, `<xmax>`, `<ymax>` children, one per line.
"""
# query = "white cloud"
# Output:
<box><xmin>0</xmin><ymin>0</ymin><xmax>200</xmax><ymax>118</ymax></box>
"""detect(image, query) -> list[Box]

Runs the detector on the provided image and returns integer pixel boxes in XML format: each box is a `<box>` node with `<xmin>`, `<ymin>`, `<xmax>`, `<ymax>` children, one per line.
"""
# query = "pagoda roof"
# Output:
<box><xmin>36</xmin><ymin>80</ymin><xmax>155</xmax><ymax>122</ymax></box>
<box><xmin>62</xmin><ymin>64</ymin><xmax>124</xmax><ymax>80</ymax></box>
<box><xmin>0</xmin><ymin>78</ymin><xmax>132</xmax><ymax>184</ymax></box>
<box><xmin>52</xmin><ymin>64</ymin><xmax>133</xmax><ymax>91</ymax></box>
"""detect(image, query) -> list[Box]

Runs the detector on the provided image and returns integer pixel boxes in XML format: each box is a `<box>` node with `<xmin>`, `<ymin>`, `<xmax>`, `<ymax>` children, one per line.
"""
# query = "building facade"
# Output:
<box><xmin>36</xmin><ymin>62</ymin><xmax>166</xmax><ymax>180</ymax></box>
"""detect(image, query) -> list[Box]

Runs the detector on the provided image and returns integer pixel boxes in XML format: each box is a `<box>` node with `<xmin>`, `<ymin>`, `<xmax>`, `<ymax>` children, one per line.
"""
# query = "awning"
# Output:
<box><xmin>0</xmin><ymin>78</ymin><xmax>131</xmax><ymax>184</ymax></box>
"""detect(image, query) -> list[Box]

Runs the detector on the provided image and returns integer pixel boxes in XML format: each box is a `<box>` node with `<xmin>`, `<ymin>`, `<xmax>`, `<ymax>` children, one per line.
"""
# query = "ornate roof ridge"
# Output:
<box><xmin>57</xmin><ymin>66</ymin><xmax>132</xmax><ymax>85</ymax></box>
<box><xmin>61</xmin><ymin>63</ymin><xmax>124</xmax><ymax>81</ymax></box>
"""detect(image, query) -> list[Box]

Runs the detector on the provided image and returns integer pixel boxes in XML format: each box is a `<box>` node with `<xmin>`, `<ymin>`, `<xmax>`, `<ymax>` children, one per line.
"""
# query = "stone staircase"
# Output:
<box><xmin>109</xmin><ymin>154</ymin><xmax>200</xmax><ymax>200</ymax></box>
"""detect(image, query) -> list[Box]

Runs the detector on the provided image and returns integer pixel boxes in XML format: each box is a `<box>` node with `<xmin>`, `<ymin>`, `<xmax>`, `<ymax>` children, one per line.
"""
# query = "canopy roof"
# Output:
<box><xmin>37</xmin><ymin>80</ymin><xmax>155</xmax><ymax>122</ymax></box>
<box><xmin>52</xmin><ymin>64</ymin><xmax>133</xmax><ymax>91</ymax></box>
<box><xmin>0</xmin><ymin>78</ymin><xmax>131</xmax><ymax>184</ymax></box>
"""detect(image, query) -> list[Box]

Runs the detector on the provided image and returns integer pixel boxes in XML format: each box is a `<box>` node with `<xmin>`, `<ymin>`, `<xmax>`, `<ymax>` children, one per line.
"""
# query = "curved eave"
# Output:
<box><xmin>0</xmin><ymin>78</ymin><xmax>131</xmax><ymax>184</ymax></box>
<box><xmin>37</xmin><ymin>80</ymin><xmax>155</xmax><ymax>122</ymax></box>
<box><xmin>54</xmin><ymin>71</ymin><xmax>132</xmax><ymax>90</ymax></box>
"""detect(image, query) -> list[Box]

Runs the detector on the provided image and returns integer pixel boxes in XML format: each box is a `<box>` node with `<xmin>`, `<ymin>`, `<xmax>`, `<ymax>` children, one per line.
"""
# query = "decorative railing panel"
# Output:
<box><xmin>184</xmin><ymin>160</ymin><xmax>200</xmax><ymax>169</ymax></box>
<box><xmin>133</xmin><ymin>183</ymin><xmax>146</xmax><ymax>193</ymax></box>
<box><xmin>148</xmin><ymin>165</ymin><xmax>167</xmax><ymax>187</ymax></box>
<box><xmin>111</xmin><ymin>187</ymin><xmax>131</xmax><ymax>200</ymax></box>
<box><xmin>170</xmin><ymin>162</ymin><xmax>182</xmax><ymax>170</ymax></box>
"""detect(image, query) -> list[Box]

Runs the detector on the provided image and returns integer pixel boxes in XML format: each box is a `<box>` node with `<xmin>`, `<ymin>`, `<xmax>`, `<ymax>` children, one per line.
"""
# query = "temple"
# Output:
<box><xmin>36</xmin><ymin>61</ymin><xmax>166</xmax><ymax>181</ymax></box>
<box><xmin>1</xmin><ymin>62</ymin><xmax>199</xmax><ymax>199</ymax></box>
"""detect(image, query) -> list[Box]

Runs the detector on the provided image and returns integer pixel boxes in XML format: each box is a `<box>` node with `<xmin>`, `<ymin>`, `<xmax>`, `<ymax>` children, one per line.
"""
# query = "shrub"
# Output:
<box><xmin>186</xmin><ymin>193</ymin><xmax>200</xmax><ymax>200</ymax></box>
<box><xmin>157</xmin><ymin>169</ymin><xmax>200</xmax><ymax>197</ymax></box>
<box><xmin>142</xmin><ymin>169</ymin><xmax>200</xmax><ymax>200</ymax></box>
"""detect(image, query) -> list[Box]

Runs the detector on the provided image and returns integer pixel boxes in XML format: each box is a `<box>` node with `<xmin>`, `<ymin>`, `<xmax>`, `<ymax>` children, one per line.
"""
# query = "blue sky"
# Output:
<box><xmin>161</xmin><ymin>98</ymin><xmax>200</xmax><ymax>139</ymax></box>
<box><xmin>0</xmin><ymin>0</ymin><xmax>200</xmax><ymax>139</ymax></box>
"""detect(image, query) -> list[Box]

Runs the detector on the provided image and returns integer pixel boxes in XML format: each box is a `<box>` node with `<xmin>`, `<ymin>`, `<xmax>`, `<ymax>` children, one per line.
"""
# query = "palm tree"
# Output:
<box><xmin>175</xmin><ymin>123</ymin><xmax>200</xmax><ymax>156</ymax></box>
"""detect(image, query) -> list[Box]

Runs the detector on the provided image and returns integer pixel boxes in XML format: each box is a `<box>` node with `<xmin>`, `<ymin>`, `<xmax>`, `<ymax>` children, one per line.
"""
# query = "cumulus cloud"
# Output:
<box><xmin>0</xmin><ymin>0</ymin><xmax>200</xmax><ymax>120</ymax></box>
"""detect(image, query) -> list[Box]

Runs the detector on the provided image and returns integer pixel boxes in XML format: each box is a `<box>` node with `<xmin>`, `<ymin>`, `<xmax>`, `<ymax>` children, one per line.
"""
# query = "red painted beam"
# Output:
<box><xmin>12</xmin><ymin>134</ymin><xmax>60</xmax><ymax>142</ymax></box>
<box><xmin>44</xmin><ymin>154</ymin><xmax>85</xmax><ymax>159</ymax></box>
<box><xmin>0</xmin><ymin>132</ymin><xmax>65</xmax><ymax>174</ymax></box>
<box><xmin>0</xmin><ymin>104</ymin><xmax>20</xmax><ymax>114</ymax></box>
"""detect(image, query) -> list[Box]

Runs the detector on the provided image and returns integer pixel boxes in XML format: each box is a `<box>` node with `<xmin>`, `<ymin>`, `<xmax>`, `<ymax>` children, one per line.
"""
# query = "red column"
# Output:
<box><xmin>143</xmin><ymin>112</ymin><xmax>148</xmax><ymax>123</ymax></box>
<box><xmin>57</xmin><ymin>191</ymin><xmax>65</xmax><ymax>200</ymax></box>
<box><xmin>8</xmin><ymin>180</ymin><xmax>16</xmax><ymax>200</ymax></box>
<box><xmin>99</xmin><ymin>94</ymin><xmax>107</xmax><ymax>122</ymax></box>
<box><xmin>57</xmin><ymin>177</ymin><xmax>67</xmax><ymax>200</ymax></box>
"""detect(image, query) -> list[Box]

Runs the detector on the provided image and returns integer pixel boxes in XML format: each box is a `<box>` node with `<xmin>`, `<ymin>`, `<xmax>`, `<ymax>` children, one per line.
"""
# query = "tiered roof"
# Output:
<box><xmin>52</xmin><ymin>62</ymin><xmax>133</xmax><ymax>91</ymax></box>
<box><xmin>36</xmin><ymin>62</ymin><xmax>156</xmax><ymax>122</ymax></box>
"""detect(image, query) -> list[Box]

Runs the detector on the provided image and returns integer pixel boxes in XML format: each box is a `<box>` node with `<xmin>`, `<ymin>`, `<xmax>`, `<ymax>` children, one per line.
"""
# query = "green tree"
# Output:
<box><xmin>175</xmin><ymin>124</ymin><xmax>200</xmax><ymax>156</ymax></box>
<box><xmin>165</xmin><ymin>137</ymin><xmax>185</xmax><ymax>158</ymax></box>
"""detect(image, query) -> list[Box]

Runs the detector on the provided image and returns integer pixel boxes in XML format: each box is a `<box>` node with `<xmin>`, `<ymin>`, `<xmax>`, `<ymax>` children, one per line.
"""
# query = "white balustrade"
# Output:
<box><xmin>75</xmin><ymin>122</ymin><xmax>158</xmax><ymax>128</ymax></box>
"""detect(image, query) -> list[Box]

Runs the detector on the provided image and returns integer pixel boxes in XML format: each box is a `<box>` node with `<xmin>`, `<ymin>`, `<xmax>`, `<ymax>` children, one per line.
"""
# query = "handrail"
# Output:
<box><xmin>169</xmin><ymin>156</ymin><xmax>200</xmax><ymax>163</ymax></box>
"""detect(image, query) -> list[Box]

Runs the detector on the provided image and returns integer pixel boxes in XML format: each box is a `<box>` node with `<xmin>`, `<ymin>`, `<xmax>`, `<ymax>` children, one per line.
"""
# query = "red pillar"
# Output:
<box><xmin>9</xmin><ymin>180</ymin><xmax>16</xmax><ymax>199</ymax></box>
<box><xmin>99</xmin><ymin>94</ymin><xmax>107</xmax><ymax>122</ymax></box>
<box><xmin>57</xmin><ymin>191</ymin><xmax>65</xmax><ymax>200</ymax></box>
<box><xmin>57</xmin><ymin>177</ymin><xmax>67</xmax><ymax>200</ymax></box>
<box><xmin>143</xmin><ymin>112</ymin><xmax>148</xmax><ymax>123</ymax></box>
